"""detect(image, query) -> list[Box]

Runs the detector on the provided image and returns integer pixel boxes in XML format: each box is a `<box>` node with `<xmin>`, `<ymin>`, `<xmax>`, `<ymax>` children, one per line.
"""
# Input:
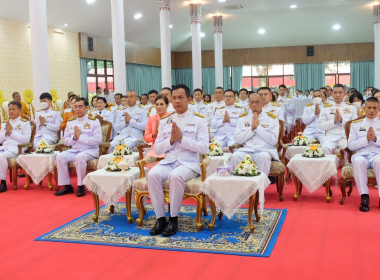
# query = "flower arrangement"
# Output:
<box><xmin>233</xmin><ymin>155</ymin><xmax>259</xmax><ymax>176</ymax></box>
<box><xmin>106</xmin><ymin>156</ymin><xmax>126</xmax><ymax>172</ymax></box>
<box><xmin>35</xmin><ymin>139</ymin><xmax>54</xmax><ymax>153</ymax></box>
<box><xmin>113</xmin><ymin>143</ymin><xmax>132</xmax><ymax>157</ymax></box>
<box><xmin>293</xmin><ymin>132</ymin><xmax>309</xmax><ymax>146</ymax></box>
<box><xmin>208</xmin><ymin>139</ymin><xmax>224</xmax><ymax>156</ymax></box>
<box><xmin>303</xmin><ymin>140</ymin><xmax>324</xmax><ymax>158</ymax></box>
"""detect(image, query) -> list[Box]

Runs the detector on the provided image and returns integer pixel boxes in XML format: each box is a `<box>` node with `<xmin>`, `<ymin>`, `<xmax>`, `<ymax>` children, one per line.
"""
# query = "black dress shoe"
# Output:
<box><xmin>150</xmin><ymin>217</ymin><xmax>168</xmax><ymax>236</ymax></box>
<box><xmin>77</xmin><ymin>186</ymin><xmax>85</xmax><ymax>197</ymax></box>
<box><xmin>0</xmin><ymin>183</ymin><xmax>7</xmax><ymax>193</ymax></box>
<box><xmin>55</xmin><ymin>185</ymin><xmax>74</xmax><ymax>196</ymax></box>
<box><xmin>360</xmin><ymin>194</ymin><xmax>370</xmax><ymax>212</ymax></box>
<box><xmin>162</xmin><ymin>217</ymin><xmax>178</xmax><ymax>237</ymax></box>
<box><xmin>18</xmin><ymin>173</ymin><xmax>26</xmax><ymax>178</ymax></box>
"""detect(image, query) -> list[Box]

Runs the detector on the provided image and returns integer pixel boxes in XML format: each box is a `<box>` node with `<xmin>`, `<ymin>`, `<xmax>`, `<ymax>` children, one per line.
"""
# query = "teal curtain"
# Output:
<box><xmin>223</xmin><ymin>66</ymin><xmax>232</xmax><ymax>90</ymax></box>
<box><xmin>350</xmin><ymin>61</ymin><xmax>374</xmax><ymax>92</ymax></box>
<box><xmin>201</xmin><ymin>67</ymin><xmax>215</xmax><ymax>96</ymax></box>
<box><xmin>80</xmin><ymin>58</ymin><xmax>88</xmax><ymax>98</ymax></box>
<box><xmin>172</xmin><ymin>68</ymin><xmax>193</xmax><ymax>91</ymax></box>
<box><xmin>232</xmin><ymin>66</ymin><xmax>243</xmax><ymax>91</ymax></box>
<box><xmin>294</xmin><ymin>63</ymin><xmax>325</xmax><ymax>92</ymax></box>
<box><xmin>126</xmin><ymin>63</ymin><xmax>162</xmax><ymax>95</ymax></box>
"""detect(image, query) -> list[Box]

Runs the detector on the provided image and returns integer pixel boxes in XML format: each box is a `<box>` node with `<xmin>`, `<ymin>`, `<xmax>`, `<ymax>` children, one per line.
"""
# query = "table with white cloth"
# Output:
<box><xmin>284</xmin><ymin>145</ymin><xmax>308</xmax><ymax>160</ymax></box>
<box><xmin>16</xmin><ymin>151</ymin><xmax>59</xmax><ymax>190</ymax></box>
<box><xmin>206</xmin><ymin>153</ymin><xmax>232</xmax><ymax>177</ymax></box>
<box><xmin>97</xmin><ymin>152</ymin><xmax>140</xmax><ymax>169</ymax></box>
<box><xmin>287</xmin><ymin>154</ymin><xmax>339</xmax><ymax>202</ymax></box>
<box><xmin>201</xmin><ymin>172</ymin><xmax>271</xmax><ymax>233</ymax></box>
<box><xmin>83</xmin><ymin>167</ymin><xmax>148</xmax><ymax>223</ymax></box>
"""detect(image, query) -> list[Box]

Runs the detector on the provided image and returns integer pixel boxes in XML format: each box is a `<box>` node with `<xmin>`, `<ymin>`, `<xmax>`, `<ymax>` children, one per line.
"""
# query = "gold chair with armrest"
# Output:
<box><xmin>133</xmin><ymin>156</ymin><xmax>210</xmax><ymax>232</ymax></box>
<box><xmin>229</xmin><ymin>120</ymin><xmax>286</xmax><ymax>201</ymax></box>
<box><xmin>53</xmin><ymin>119</ymin><xmax>112</xmax><ymax>190</ymax></box>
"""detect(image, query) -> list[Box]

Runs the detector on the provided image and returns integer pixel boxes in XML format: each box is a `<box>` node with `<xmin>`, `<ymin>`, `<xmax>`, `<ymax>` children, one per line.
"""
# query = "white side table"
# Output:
<box><xmin>97</xmin><ymin>152</ymin><xmax>140</xmax><ymax>169</ymax></box>
<box><xmin>206</xmin><ymin>153</ymin><xmax>232</xmax><ymax>177</ymax></box>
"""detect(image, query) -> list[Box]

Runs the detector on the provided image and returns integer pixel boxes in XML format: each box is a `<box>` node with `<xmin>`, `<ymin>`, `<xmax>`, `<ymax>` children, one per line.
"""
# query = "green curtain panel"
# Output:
<box><xmin>350</xmin><ymin>61</ymin><xmax>374</xmax><ymax>92</ymax></box>
<box><xmin>294</xmin><ymin>63</ymin><xmax>325</xmax><ymax>92</ymax></box>
<box><xmin>80</xmin><ymin>58</ymin><xmax>88</xmax><ymax>98</ymax></box>
<box><xmin>126</xmin><ymin>63</ymin><xmax>162</xmax><ymax>95</ymax></box>
<box><xmin>201</xmin><ymin>67</ymin><xmax>216</xmax><ymax>96</ymax></box>
<box><xmin>172</xmin><ymin>68</ymin><xmax>193</xmax><ymax>91</ymax></box>
<box><xmin>223</xmin><ymin>66</ymin><xmax>232</xmax><ymax>90</ymax></box>
<box><xmin>232</xmin><ymin>66</ymin><xmax>243</xmax><ymax>91</ymax></box>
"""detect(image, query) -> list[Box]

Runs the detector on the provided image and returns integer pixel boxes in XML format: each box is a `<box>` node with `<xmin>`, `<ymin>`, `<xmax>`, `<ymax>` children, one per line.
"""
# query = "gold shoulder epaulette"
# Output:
<box><xmin>122</xmin><ymin>105</ymin><xmax>128</xmax><ymax>110</ymax></box>
<box><xmin>69</xmin><ymin>116</ymin><xmax>77</xmax><ymax>121</ymax></box>
<box><xmin>267</xmin><ymin>112</ymin><xmax>277</xmax><ymax>119</ymax></box>
<box><xmin>216</xmin><ymin>106</ymin><xmax>225</xmax><ymax>110</ymax></box>
<box><xmin>37</xmin><ymin>109</ymin><xmax>43</xmax><ymax>112</ymax></box>
<box><xmin>20</xmin><ymin>117</ymin><xmax>27</xmax><ymax>122</ymax></box>
<box><xmin>161</xmin><ymin>112</ymin><xmax>174</xmax><ymax>120</ymax></box>
<box><xmin>306</xmin><ymin>103</ymin><xmax>314</xmax><ymax>107</ymax></box>
<box><xmin>239</xmin><ymin>111</ymin><xmax>248</xmax><ymax>118</ymax></box>
<box><xmin>52</xmin><ymin>108</ymin><xmax>59</xmax><ymax>111</ymax></box>
<box><xmin>286</xmin><ymin>96</ymin><xmax>291</xmax><ymax>98</ymax></box>
<box><xmin>194</xmin><ymin>112</ymin><xmax>205</xmax><ymax>118</ymax></box>
<box><xmin>138</xmin><ymin>104</ymin><xmax>144</xmax><ymax>109</ymax></box>
<box><xmin>88</xmin><ymin>114</ymin><xmax>96</xmax><ymax>120</ymax></box>
<box><xmin>190</xmin><ymin>101</ymin><xmax>195</xmax><ymax>105</ymax></box>
<box><xmin>270</xmin><ymin>102</ymin><xmax>281</xmax><ymax>107</ymax></box>
<box><xmin>352</xmin><ymin>118</ymin><xmax>363</xmax><ymax>123</ymax></box>
<box><xmin>204</xmin><ymin>102</ymin><xmax>210</xmax><ymax>105</ymax></box>
<box><xmin>234</xmin><ymin>104</ymin><xmax>243</xmax><ymax>108</ymax></box>
<box><xmin>107</xmin><ymin>107</ymin><xmax>112</xmax><ymax>111</ymax></box>
<box><xmin>323</xmin><ymin>102</ymin><xmax>332</xmax><ymax>107</ymax></box>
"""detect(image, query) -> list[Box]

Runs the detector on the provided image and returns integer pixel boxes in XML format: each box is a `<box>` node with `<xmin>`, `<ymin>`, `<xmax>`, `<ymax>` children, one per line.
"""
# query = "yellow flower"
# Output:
<box><xmin>210</xmin><ymin>144</ymin><xmax>215</xmax><ymax>149</ymax></box>
<box><xmin>310</xmin><ymin>145</ymin><xmax>318</xmax><ymax>152</ymax></box>
<box><xmin>298</xmin><ymin>132</ymin><xmax>302</xmax><ymax>136</ymax></box>
<box><xmin>113</xmin><ymin>157</ymin><xmax>123</xmax><ymax>163</ymax></box>
<box><xmin>116</xmin><ymin>145</ymin><xmax>124</xmax><ymax>150</ymax></box>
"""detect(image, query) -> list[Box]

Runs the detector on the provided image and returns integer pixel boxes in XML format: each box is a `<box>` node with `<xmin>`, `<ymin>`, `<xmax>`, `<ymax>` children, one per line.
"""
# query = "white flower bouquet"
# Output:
<box><xmin>233</xmin><ymin>155</ymin><xmax>259</xmax><ymax>176</ymax></box>
<box><xmin>35</xmin><ymin>139</ymin><xmax>54</xmax><ymax>153</ymax></box>
<box><xmin>293</xmin><ymin>132</ymin><xmax>309</xmax><ymax>146</ymax></box>
<box><xmin>302</xmin><ymin>140</ymin><xmax>325</xmax><ymax>158</ymax></box>
<box><xmin>208</xmin><ymin>139</ymin><xmax>224</xmax><ymax>156</ymax></box>
<box><xmin>106</xmin><ymin>156</ymin><xmax>129</xmax><ymax>172</ymax></box>
<box><xmin>113</xmin><ymin>143</ymin><xmax>132</xmax><ymax>156</ymax></box>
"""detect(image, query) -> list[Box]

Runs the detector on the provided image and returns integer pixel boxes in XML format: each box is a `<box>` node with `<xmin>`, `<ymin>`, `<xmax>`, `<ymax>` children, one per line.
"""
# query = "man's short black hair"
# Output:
<box><xmin>320</xmin><ymin>87</ymin><xmax>327</xmax><ymax>91</ymax></box>
<box><xmin>76</xmin><ymin>97</ymin><xmax>89</xmax><ymax>107</ymax></box>
<box><xmin>9</xmin><ymin>101</ymin><xmax>22</xmax><ymax>109</ymax></box>
<box><xmin>365</xmin><ymin>97</ymin><xmax>379</xmax><ymax>104</ymax></box>
<box><xmin>239</xmin><ymin>88</ymin><xmax>248</xmax><ymax>94</ymax></box>
<box><xmin>12</xmin><ymin>92</ymin><xmax>20</xmax><ymax>98</ymax></box>
<box><xmin>279</xmin><ymin>84</ymin><xmax>287</xmax><ymax>89</ymax></box>
<box><xmin>161</xmin><ymin>87</ymin><xmax>172</xmax><ymax>93</ymax></box>
<box><xmin>141</xmin><ymin>93</ymin><xmax>148</xmax><ymax>98</ymax></box>
<box><xmin>148</xmin><ymin>90</ymin><xmax>158</xmax><ymax>95</ymax></box>
<box><xmin>215</xmin><ymin>86</ymin><xmax>224</xmax><ymax>91</ymax></box>
<box><xmin>96</xmin><ymin>86</ymin><xmax>101</xmax><ymax>91</ymax></box>
<box><xmin>257</xmin><ymin>87</ymin><xmax>271</xmax><ymax>93</ymax></box>
<box><xmin>115</xmin><ymin>93</ymin><xmax>123</xmax><ymax>99</ymax></box>
<box><xmin>39</xmin><ymin>92</ymin><xmax>52</xmax><ymax>101</ymax></box>
<box><xmin>172</xmin><ymin>84</ymin><xmax>190</xmax><ymax>97</ymax></box>
<box><xmin>333</xmin><ymin>84</ymin><xmax>345</xmax><ymax>90</ymax></box>
<box><xmin>224</xmin><ymin>89</ymin><xmax>234</xmax><ymax>95</ymax></box>
<box><xmin>193</xmin><ymin>88</ymin><xmax>202</xmax><ymax>94</ymax></box>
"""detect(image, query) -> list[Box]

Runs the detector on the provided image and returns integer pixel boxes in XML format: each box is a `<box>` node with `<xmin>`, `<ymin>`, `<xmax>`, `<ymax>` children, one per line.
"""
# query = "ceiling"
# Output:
<box><xmin>0</xmin><ymin>0</ymin><xmax>376</xmax><ymax>51</ymax></box>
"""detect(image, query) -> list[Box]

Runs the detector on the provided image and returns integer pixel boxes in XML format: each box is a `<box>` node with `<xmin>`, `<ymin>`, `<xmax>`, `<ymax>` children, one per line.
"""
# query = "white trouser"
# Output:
<box><xmin>147</xmin><ymin>161</ymin><xmax>198</xmax><ymax>219</ymax></box>
<box><xmin>321</xmin><ymin>137</ymin><xmax>347</xmax><ymax>155</ymax></box>
<box><xmin>56</xmin><ymin>151</ymin><xmax>96</xmax><ymax>186</ymax></box>
<box><xmin>0</xmin><ymin>150</ymin><xmax>17</xmax><ymax>180</ymax></box>
<box><xmin>214</xmin><ymin>137</ymin><xmax>234</xmax><ymax>149</ymax></box>
<box><xmin>110</xmin><ymin>137</ymin><xmax>138</xmax><ymax>153</ymax></box>
<box><xmin>33</xmin><ymin>135</ymin><xmax>56</xmax><ymax>148</ymax></box>
<box><xmin>302</xmin><ymin>132</ymin><xmax>324</xmax><ymax>143</ymax></box>
<box><xmin>230</xmin><ymin>150</ymin><xmax>272</xmax><ymax>176</ymax></box>
<box><xmin>352</xmin><ymin>153</ymin><xmax>380</xmax><ymax>196</ymax></box>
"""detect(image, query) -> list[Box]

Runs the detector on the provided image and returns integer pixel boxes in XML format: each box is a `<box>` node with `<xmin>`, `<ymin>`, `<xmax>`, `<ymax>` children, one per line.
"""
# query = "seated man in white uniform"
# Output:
<box><xmin>301</xmin><ymin>90</ymin><xmax>326</xmax><ymax>142</ymax></box>
<box><xmin>230</xmin><ymin>93</ymin><xmax>279</xmax><ymax>176</ymax></box>
<box><xmin>318</xmin><ymin>84</ymin><xmax>358</xmax><ymax>154</ymax></box>
<box><xmin>237</xmin><ymin>88</ymin><xmax>249</xmax><ymax>109</ymax></box>
<box><xmin>147</xmin><ymin>84</ymin><xmax>209</xmax><ymax>237</ymax></box>
<box><xmin>149</xmin><ymin>88</ymin><xmax>174</xmax><ymax>116</ymax></box>
<box><xmin>210</xmin><ymin>89</ymin><xmax>245</xmax><ymax>148</ymax></box>
<box><xmin>207</xmin><ymin>87</ymin><xmax>225</xmax><ymax>137</ymax></box>
<box><xmin>111</xmin><ymin>93</ymin><xmax>123</xmax><ymax>111</ymax></box>
<box><xmin>193</xmin><ymin>88</ymin><xmax>208</xmax><ymax>115</ymax></box>
<box><xmin>258</xmin><ymin>87</ymin><xmax>285</xmax><ymax>122</ymax></box>
<box><xmin>55</xmin><ymin>98</ymin><xmax>102</xmax><ymax>197</ymax></box>
<box><xmin>33</xmin><ymin>92</ymin><xmax>62</xmax><ymax>148</ymax></box>
<box><xmin>0</xmin><ymin>101</ymin><xmax>31</xmax><ymax>193</ymax></box>
<box><xmin>147</xmin><ymin>90</ymin><xmax>158</xmax><ymax>113</ymax></box>
<box><xmin>111</xmin><ymin>90</ymin><xmax>147</xmax><ymax>151</ymax></box>
<box><xmin>348</xmin><ymin>97</ymin><xmax>380</xmax><ymax>212</ymax></box>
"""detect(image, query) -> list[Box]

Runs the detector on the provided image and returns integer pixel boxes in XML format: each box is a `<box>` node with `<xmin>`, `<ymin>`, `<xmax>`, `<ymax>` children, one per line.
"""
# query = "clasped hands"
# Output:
<box><xmin>251</xmin><ymin>112</ymin><xmax>260</xmax><ymax>130</ymax></box>
<box><xmin>334</xmin><ymin>109</ymin><xmax>343</xmax><ymax>124</ymax></box>
<box><xmin>39</xmin><ymin>115</ymin><xmax>47</xmax><ymax>126</ymax></box>
<box><xmin>73</xmin><ymin>126</ymin><xmax>82</xmax><ymax>140</ymax></box>
<box><xmin>5</xmin><ymin>121</ymin><xmax>13</xmax><ymax>136</ymax></box>
<box><xmin>367</xmin><ymin>127</ymin><xmax>377</xmax><ymax>142</ymax></box>
<box><xmin>223</xmin><ymin>110</ymin><xmax>231</xmax><ymax>123</ymax></box>
<box><xmin>170</xmin><ymin>122</ymin><xmax>183</xmax><ymax>145</ymax></box>
<box><xmin>124</xmin><ymin>112</ymin><xmax>132</xmax><ymax>124</ymax></box>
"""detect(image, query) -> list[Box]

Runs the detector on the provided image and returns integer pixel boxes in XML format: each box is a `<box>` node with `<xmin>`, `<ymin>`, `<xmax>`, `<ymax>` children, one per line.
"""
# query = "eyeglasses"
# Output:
<box><xmin>225</xmin><ymin>95</ymin><xmax>235</xmax><ymax>98</ymax></box>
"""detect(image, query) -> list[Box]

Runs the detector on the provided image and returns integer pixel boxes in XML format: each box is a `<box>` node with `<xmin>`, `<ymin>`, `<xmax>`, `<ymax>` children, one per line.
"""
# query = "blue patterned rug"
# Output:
<box><xmin>36</xmin><ymin>203</ymin><xmax>287</xmax><ymax>257</ymax></box>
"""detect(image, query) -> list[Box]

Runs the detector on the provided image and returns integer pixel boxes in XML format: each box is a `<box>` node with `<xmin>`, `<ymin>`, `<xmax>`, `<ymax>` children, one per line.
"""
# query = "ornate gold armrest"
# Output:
<box><xmin>281</xmin><ymin>144</ymin><xmax>289</xmax><ymax>164</ymax></box>
<box><xmin>137</xmin><ymin>144</ymin><xmax>151</xmax><ymax>160</ymax></box>
<box><xmin>99</xmin><ymin>142</ymin><xmax>110</xmax><ymax>156</ymax></box>
<box><xmin>54</xmin><ymin>144</ymin><xmax>71</xmax><ymax>152</ymax></box>
<box><xmin>18</xmin><ymin>143</ymin><xmax>33</xmax><ymax>155</ymax></box>
<box><xmin>343</xmin><ymin>148</ymin><xmax>354</xmax><ymax>165</ymax></box>
<box><xmin>136</xmin><ymin>156</ymin><xmax>164</xmax><ymax>178</ymax></box>
<box><xmin>228</xmin><ymin>143</ymin><xmax>242</xmax><ymax>153</ymax></box>
<box><xmin>200</xmin><ymin>157</ymin><xmax>211</xmax><ymax>181</ymax></box>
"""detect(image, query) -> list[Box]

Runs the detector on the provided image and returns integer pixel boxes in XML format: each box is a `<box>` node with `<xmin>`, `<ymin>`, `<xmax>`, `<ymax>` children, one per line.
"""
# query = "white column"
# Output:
<box><xmin>159</xmin><ymin>0</ymin><xmax>172</xmax><ymax>88</ymax></box>
<box><xmin>374</xmin><ymin>5</ymin><xmax>380</xmax><ymax>88</ymax></box>
<box><xmin>213</xmin><ymin>15</ymin><xmax>223</xmax><ymax>88</ymax></box>
<box><xmin>190</xmin><ymin>3</ymin><xmax>202</xmax><ymax>90</ymax></box>
<box><xmin>111</xmin><ymin>0</ymin><xmax>127</xmax><ymax>93</ymax></box>
<box><xmin>29</xmin><ymin>0</ymin><xmax>50</xmax><ymax>95</ymax></box>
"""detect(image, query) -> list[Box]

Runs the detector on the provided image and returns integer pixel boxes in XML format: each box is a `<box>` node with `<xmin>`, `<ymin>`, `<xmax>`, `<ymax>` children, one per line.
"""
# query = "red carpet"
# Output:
<box><xmin>1</xmin><ymin>175</ymin><xmax>380</xmax><ymax>280</ymax></box>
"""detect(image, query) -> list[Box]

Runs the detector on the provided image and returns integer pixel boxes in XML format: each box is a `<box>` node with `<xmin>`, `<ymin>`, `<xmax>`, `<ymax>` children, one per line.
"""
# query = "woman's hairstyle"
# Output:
<box><xmin>155</xmin><ymin>95</ymin><xmax>169</xmax><ymax>105</ymax></box>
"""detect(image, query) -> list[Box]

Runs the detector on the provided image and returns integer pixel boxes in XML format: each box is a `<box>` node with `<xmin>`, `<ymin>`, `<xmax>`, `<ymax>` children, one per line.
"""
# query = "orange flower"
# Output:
<box><xmin>310</xmin><ymin>145</ymin><xmax>318</xmax><ymax>152</ymax></box>
<box><xmin>114</xmin><ymin>157</ymin><xmax>123</xmax><ymax>163</ymax></box>
<box><xmin>116</xmin><ymin>145</ymin><xmax>124</xmax><ymax>150</ymax></box>
<box><xmin>210</xmin><ymin>144</ymin><xmax>215</xmax><ymax>149</ymax></box>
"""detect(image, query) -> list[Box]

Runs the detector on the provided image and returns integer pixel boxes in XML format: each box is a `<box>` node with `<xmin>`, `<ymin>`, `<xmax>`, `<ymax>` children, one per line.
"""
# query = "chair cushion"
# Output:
<box><xmin>341</xmin><ymin>164</ymin><xmax>375</xmax><ymax>179</ymax></box>
<box><xmin>101</xmin><ymin>125</ymin><xmax>110</xmax><ymax>142</ymax></box>
<box><xmin>7</xmin><ymin>158</ymin><xmax>17</xmax><ymax>168</ymax></box>
<box><xmin>134</xmin><ymin>177</ymin><xmax>203</xmax><ymax>195</ymax></box>
<box><xmin>269</xmin><ymin>161</ymin><xmax>286</xmax><ymax>175</ymax></box>
<box><xmin>333</xmin><ymin>149</ymin><xmax>341</xmax><ymax>157</ymax></box>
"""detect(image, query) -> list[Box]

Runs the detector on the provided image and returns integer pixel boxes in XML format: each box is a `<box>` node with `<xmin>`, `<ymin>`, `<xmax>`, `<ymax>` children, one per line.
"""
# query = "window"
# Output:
<box><xmin>242</xmin><ymin>64</ymin><xmax>295</xmax><ymax>93</ymax></box>
<box><xmin>325</xmin><ymin>62</ymin><xmax>350</xmax><ymax>87</ymax></box>
<box><xmin>86</xmin><ymin>59</ymin><xmax>114</xmax><ymax>94</ymax></box>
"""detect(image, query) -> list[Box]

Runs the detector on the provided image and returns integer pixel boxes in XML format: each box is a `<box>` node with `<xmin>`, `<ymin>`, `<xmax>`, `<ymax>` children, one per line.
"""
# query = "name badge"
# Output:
<box><xmin>359</xmin><ymin>127</ymin><xmax>366</xmax><ymax>131</ymax></box>
<box><xmin>261</xmin><ymin>124</ymin><xmax>269</xmax><ymax>128</ymax></box>
<box><xmin>245</xmin><ymin>121</ymin><xmax>250</xmax><ymax>127</ymax></box>
<box><xmin>84</xmin><ymin>123</ymin><xmax>91</xmax><ymax>129</ymax></box>
<box><xmin>167</xmin><ymin>117</ymin><xmax>173</xmax><ymax>124</ymax></box>
<box><xmin>186</xmin><ymin>123</ymin><xmax>196</xmax><ymax>126</ymax></box>
<box><xmin>343</xmin><ymin>108</ymin><xmax>350</xmax><ymax>114</ymax></box>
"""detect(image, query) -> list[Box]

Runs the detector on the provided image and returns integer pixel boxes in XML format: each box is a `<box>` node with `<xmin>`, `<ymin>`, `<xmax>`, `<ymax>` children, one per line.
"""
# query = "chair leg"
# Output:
<box><xmin>53</xmin><ymin>166</ymin><xmax>59</xmax><ymax>191</ymax></box>
<box><xmin>135</xmin><ymin>193</ymin><xmax>146</xmax><ymax>227</ymax></box>
<box><xmin>347</xmin><ymin>181</ymin><xmax>353</xmax><ymax>196</ymax></box>
<box><xmin>195</xmin><ymin>195</ymin><xmax>203</xmax><ymax>232</ymax></box>
<box><xmin>248</xmin><ymin>195</ymin><xmax>255</xmax><ymax>233</ymax></box>
<box><xmin>9</xmin><ymin>169</ymin><xmax>13</xmax><ymax>183</ymax></box>
<box><xmin>202</xmin><ymin>195</ymin><xmax>208</xmax><ymax>216</ymax></box>
<box><xmin>339</xmin><ymin>179</ymin><xmax>347</xmax><ymax>205</ymax></box>
<box><xmin>125</xmin><ymin>189</ymin><xmax>133</xmax><ymax>224</ymax></box>
<box><xmin>12</xmin><ymin>167</ymin><xmax>18</xmax><ymax>190</ymax></box>
<box><xmin>275</xmin><ymin>176</ymin><xmax>279</xmax><ymax>193</ymax></box>
<box><xmin>24</xmin><ymin>169</ymin><xmax>30</xmax><ymax>190</ymax></box>
<box><xmin>278</xmin><ymin>173</ymin><xmax>284</xmax><ymax>201</ymax></box>
<box><xmin>208</xmin><ymin>199</ymin><xmax>217</xmax><ymax>231</ymax></box>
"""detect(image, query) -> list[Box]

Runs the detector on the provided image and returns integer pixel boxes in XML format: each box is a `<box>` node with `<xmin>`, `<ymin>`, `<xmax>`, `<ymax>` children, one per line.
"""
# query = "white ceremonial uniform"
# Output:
<box><xmin>348</xmin><ymin>117</ymin><xmax>380</xmax><ymax>197</ymax></box>
<box><xmin>210</xmin><ymin>104</ymin><xmax>245</xmax><ymax>148</ymax></box>
<box><xmin>140</xmin><ymin>103</ymin><xmax>153</xmax><ymax>111</ymax></box>
<box><xmin>188</xmin><ymin>102</ymin><xmax>199</xmax><ymax>113</ymax></box>
<box><xmin>262</xmin><ymin>102</ymin><xmax>285</xmax><ymax>122</ymax></box>
<box><xmin>230</xmin><ymin>111</ymin><xmax>279</xmax><ymax>176</ymax></box>
<box><xmin>92</xmin><ymin>107</ymin><xmax>116</xmax><ymax>124</ymax></box>
<box><xmin>149</xmin><ymin>103</ymin><xmax>174</xmax><ymax>117</ymax></box>
<box><xmin>0</xmin><ymin>117</ymin><xmax>31</xmax><ymax>180</ymax></box>
<box><xmin>147</xmin><ymin>110</ymin><xmax>209</xmax><ymax>218</ymax></box>
<box><xmin>318</xmin><ymin>102</ymin><xmax>358</xmax><ymax>154</ymax></box>
<box><xmin>277</xmin><ymin>95</ymin><xmax>296</xmax><ymax>133</ymax></box>
<box><xmin>104</xmin><ymin>92</ymin><xmax>115</xmax><ymax>104</ymax></box>
<box><xmin>237</xmin><ymin>99</ymin><xmax>250</xmax><ymax>109</ymax></box>
<box><xmin>301</xmin><ymin>102</ymin><xmax>326</xmax><ymax>142</ymax></box>
<box><xmin>111</xmin><ymin>104</ymin><xmax>123</xmax><ymax>111</ymax></box>
<box><xmin>194</xmin><ymin>101</ymin><xmax>208</xmax><ymax>116</ymax></box>
<box><xmin>207</xmin><ymin>100</ymin><xmax>225</xmax><ymax>137</ymax></box>
<box><xmin>34</xmin><ymin>107</ymin><xmax>62</xmax><ymax>147</ymax></box>
<box><xmin>325</xmin><ymin>96</ymin><xmax>335</xmax><ymax>104</ymax></box>
<box><xmin>56</xmin><ymin>114</ymin><xmax>102</xmax><ymax>186</ymax></box>
<box><xmin>111</xmin><ymin>104</ymin><xmax>147</xmax><ymax>150</ymax></box>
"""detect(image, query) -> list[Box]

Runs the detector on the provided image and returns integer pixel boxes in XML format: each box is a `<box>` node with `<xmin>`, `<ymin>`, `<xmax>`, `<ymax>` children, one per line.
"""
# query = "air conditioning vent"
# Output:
<box><xmin>224</xmin><ymin>5</ymin><xmax>244</xmax><ymax>10</ymax></box>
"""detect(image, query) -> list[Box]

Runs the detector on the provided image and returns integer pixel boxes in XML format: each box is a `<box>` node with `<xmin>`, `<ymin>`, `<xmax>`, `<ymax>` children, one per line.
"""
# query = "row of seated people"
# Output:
<box><xmin>0</xmin><ymin>84</ymin><xmax>378</xmax><ymax>237</ymax></box>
